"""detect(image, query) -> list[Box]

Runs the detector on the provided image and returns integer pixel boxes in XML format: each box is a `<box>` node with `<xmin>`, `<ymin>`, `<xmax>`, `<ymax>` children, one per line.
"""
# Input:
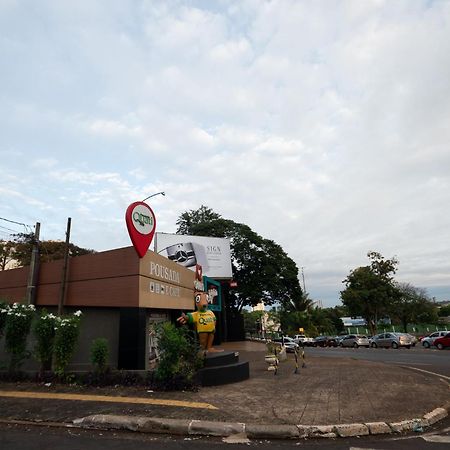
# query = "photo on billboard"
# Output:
<box><xmin>155</xmin><ymin>233</ymin><xmax>232</xmax><ymax>279</ymax></box>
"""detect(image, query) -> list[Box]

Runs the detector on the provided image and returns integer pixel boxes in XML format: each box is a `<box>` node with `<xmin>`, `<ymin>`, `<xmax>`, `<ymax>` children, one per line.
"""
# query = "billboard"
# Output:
<box><xmin>155</xmin><ymin>232</ymin><xmax>232</xmax><ymax>279</ymax></box>
<box><xmin>340</xmin><ymin>316</ymin><xmax>367</xmax><ymax>327</ymax></box>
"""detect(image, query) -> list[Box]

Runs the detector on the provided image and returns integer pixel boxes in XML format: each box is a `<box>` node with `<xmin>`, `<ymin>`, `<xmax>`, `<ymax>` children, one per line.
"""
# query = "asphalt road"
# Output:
<box><xmin>304</xmin><ymin>346</ymin><xmax>450</xmax><ymax>378</ymax></box>
<box><xmin>1</xmin><ymin>421</ymin><xmax>450</xmax><ymax>450</ymax></box>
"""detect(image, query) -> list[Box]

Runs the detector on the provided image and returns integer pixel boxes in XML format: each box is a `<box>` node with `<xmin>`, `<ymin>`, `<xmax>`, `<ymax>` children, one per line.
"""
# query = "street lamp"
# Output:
<box><xmin>301</xmin><ymin>266</ymin><xmax>306</xmax><ymax>292</ymax></box>
<box><xmin>142</xmin><ymin>191</ymin><xmax>165</xmax><ymax>202</ymax></box>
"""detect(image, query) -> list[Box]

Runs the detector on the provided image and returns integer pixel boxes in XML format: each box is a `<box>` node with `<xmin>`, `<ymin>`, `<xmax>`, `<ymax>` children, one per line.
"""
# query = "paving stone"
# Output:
<box><xmin>245</xmin><ymin>423</ymin><xmax>300</xmax><ymax>439</ymax></box>
<box><xmin>308</xmin><ymin>425</ymin><xmax>338</xmax><ymax>438</ymax></box>
<box><xmin>189</xmin><ymin>419</ymin><xmax>245</xmax><ymax>436</ymax></box>
<box><xmin>422</xmin><ymin>408</ymin><xmax>448</xmax><ymax>426</ymax></box>
<box><xmin>138</xmin><ymin>417</ymin><xmax>191</xmax><ymax>435</ymax></box>
<box><xmin>334</xmin><ymin>423</ymin><xmax>369</xmax><ymax>437</ymax></box>
<box><xmin>365</xmin><ymin>421</ymin><xmax>392</xmax><ymax>435</ymax></box>
<box><xmin>389</xmin><ymin>419</ymin><xmax>418</xmax><ymax>433</ymax></box>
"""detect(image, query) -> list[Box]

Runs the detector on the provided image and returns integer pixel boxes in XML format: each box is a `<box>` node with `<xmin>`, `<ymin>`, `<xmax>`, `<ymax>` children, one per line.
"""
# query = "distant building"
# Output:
<box><xmin>252</xmin><ymin>302</ymin><xmax>280</xmax><ymax>336</ymax></box>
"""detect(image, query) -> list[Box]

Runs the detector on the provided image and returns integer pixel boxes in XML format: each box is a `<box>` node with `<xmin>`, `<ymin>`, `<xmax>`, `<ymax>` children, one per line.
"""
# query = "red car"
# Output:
<box><xmin>434</xmin><ymin>332</ymin><xmax>450</xmax><ymax>350</ymax></box>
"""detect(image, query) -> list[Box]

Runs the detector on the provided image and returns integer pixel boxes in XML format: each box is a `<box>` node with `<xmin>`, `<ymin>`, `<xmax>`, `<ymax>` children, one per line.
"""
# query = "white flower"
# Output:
<box><xmin>74</xmin><ymin>310</ymin><xmax>82</xmax><ymax>317</ymax></box>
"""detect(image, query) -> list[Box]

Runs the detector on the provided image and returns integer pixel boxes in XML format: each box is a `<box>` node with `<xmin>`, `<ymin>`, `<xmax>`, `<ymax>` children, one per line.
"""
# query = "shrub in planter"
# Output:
<box><xmin>90</xmin><ymin>337</ymin><xmax>109</xmax><ymax>374</ymax></box>
<box><xmin>33</xmin><ymin>310</ymin><xmax>58</xmax><ymax>373</ymax></box>
<box><xmin>53</xmin><ymin>310</ymin><xmax>82</xmax><ymax>377</ymax></box>
<box><xmin>154</xmin><ymin>322</ymin><xmax>203</xmax><ymax>390</ymax></box>
<box><xmin>4</xmin><ymin>302</ymin><xmax>35</xmax><ymax>372</ymax></box>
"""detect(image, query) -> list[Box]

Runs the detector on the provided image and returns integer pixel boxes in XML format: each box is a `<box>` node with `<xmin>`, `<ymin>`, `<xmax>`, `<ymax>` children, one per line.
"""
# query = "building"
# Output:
<box><xmin>0</xmin><ymin>246</ymin><xmax>196</xmax><ymax>371</ymax></box>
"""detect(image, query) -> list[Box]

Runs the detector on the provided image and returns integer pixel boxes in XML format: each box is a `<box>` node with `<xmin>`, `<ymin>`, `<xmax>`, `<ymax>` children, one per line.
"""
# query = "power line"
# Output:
<box><xmin>0</xmin><ymin>224</ymin><xmax>19</xmax><ymax>234</ymax></box>
<box><xmin>0</xmin><ymin>217</ymin><xmax>34</xmax><ymax>234</ymax></box>
<box><xmin>0</xmin><ymin>217</ymin><xmax>31</xmax><ymax>227</ymax></box>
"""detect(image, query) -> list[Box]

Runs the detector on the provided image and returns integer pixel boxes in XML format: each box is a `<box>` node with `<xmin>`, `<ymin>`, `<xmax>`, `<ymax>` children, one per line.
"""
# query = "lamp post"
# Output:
<box><xmin>142</xmin><ymin>191</ymin><xmax>165</xmax><ymax>202</ymax></box>
<box><xmin>301</xmin><ymin>266</ymin><xmax>306</xmax><ymax>293</ymax></box>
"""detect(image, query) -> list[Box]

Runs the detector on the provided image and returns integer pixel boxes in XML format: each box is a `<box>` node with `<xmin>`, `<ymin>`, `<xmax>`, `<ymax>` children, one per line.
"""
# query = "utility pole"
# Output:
<box><xmin>58</xmin><ymin>217</ymin><xmax>71</xmax><ymax>316</ymax></box>
<box><xmin>301</xmin><ymin>266</ymin><xmax>306</xmax><ymax>293</ymax></box>
<box><xmin>26</xmin><ymin>222</ymin><xmax>41</xmax><ymax>305</ymax></box>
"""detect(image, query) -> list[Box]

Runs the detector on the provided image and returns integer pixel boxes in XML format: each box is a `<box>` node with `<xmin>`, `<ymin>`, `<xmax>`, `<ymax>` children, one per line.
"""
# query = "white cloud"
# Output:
<box><xmin>1</xmin><ymin>0</ymin><xmax>450</xmax><ymax>306</ymax></box>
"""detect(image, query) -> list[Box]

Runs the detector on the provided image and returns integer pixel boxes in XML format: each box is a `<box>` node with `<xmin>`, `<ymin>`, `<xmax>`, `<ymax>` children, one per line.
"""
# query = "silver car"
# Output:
<box><xmin>370</xmin><ymin>332</ymin><xmax>413</xmax><ymax>349</ymax></box>
<box><xmin>421</xmin><ymin>331</ymin><xmax>448</xmax><ymax>348</ymax></box>
<box><xmin>339</xmin><ymin>334</ymin><xmax>370</xmax><ymax>348</ymax></box>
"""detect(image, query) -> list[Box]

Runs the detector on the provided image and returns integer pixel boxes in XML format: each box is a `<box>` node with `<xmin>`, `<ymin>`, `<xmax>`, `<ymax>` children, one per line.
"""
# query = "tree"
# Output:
<box><xmin>340</xmin><ymin>251</ymin><xmax>399</xmax><ymax>335</ymax></box>
<box><xmin>176</xmin><ymin>206</ymin><xmax>221</xmax><ymax>235</ymax></box>
<box><xmin>438</xmin><ymin>304</ymin><xmax>450</xmax><ymax>318</ymax></box>
<box><xmin>176</xmin><ymin>206</ymin><xmax>304</xmax><ymax>312</ymax></box>
<box><xmin>390</xmin><ymin>283</ymin><xmax>438</xmax><ymax>331</ymax></box>
<box><xmin>0</xmin><ymin>233</ymin><xmax>95</xmax><ymax>269</ymax></box>
<box><xmin>0</xmin><ymin>240</ymin><xmax>15</xmax><ymax>270</ymax></box>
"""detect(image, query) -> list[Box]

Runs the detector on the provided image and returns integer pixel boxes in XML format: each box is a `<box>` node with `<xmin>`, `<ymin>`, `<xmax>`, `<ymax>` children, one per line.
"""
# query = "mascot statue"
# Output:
<box><xmin>177</xmin><ymin>291</ymin><xmax>222</xmax><ymax>353</ymax></box>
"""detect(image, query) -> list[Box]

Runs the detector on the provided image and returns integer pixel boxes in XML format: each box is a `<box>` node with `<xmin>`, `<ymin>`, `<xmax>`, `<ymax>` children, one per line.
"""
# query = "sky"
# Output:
<box><xmin>1</xmin><ymin>0</ymin><xmax>449</xmax><ymax>307</ymax></box>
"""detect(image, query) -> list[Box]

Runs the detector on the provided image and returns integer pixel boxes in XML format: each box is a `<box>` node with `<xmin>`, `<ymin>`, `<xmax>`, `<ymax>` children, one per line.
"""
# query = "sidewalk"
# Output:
<box><xmin>0</xmin><ymin>341</ymin><xmax>449</xmax><ymax>439</ymax></box>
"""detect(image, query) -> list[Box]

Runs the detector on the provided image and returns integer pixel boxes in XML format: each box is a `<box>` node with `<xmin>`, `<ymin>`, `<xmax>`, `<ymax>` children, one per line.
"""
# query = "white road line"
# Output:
<box><xmin>402</xmin><ymin>365</ymin><xmax>450</xmax><ymax>381</ymax></box>
<box><xmin>349</xmin><ymin>447</ymin><xmax>385</xmax><ymax>450</ymax></box>
<box><xmin>390</xmin><ymin>362</ymin><xmax>431</xmax><ymax>366</ymax></box>
<box><xmin>422</xmin><ymin>435</ymin><xmax>450</xmax><ymax>443</ymax></box>
<box><xmin>349</xmin><ymin>447</ymin><xmax>382</xmax><ymax>450</ymax></box>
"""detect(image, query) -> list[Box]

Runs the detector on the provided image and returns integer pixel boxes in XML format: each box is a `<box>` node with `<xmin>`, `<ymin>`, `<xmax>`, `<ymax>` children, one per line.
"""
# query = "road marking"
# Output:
<box><xmin>0</xmin><ymin>390</ymin><xmax>218</xmax><ymax>410</ymax></box>
<box><xmin>401</xmin><ymin>366</ymin><xmax>450</xmax><ymax>381</ymax></box>
<box><xmin>422</xmin><ymin>435</ymin><xmax>450</xmax><ymax>443</ymax></box>
<box><xmin>349</xmin><ymin>447</ymin><xmax>383</xmax><ymax>450</ymax></box>
<box><xmin>390</xmin><ymin>362</ymin><xmax>431</xmax><ymax>366</ymax></box>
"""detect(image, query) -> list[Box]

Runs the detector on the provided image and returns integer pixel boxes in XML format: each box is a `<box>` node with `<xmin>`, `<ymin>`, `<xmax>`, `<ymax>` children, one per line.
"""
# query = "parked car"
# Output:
<box><xmin>339</xmin><ymin>334</ymin><xmax>370</xmax><ymax>348</ymax></box>
<box><xmin>434</xmin><ymin>332</ymin><xmax>450</xmax><ymax>350</ymax></box>
<box><xmin>272</xmin><ymin>337</ymin><xmax>299</xmax><ymax>353</ymax></box>
<box><xmin>335</xmin><ymin>335</ymin><xmax>347</xmax><ymax>346</ymax></box>
<box><xmin>313</xmin><ymin>336</ymin><xmax>338</xmax><ymax>347</ymax></box>
<box><xmin>405</xmin><ymin>334</ymin><xmax>417</xmax><ymax>347</ymax></box>
<box><xmin>370</xmin><ymin>332</ymin><xmax>413</xmax><ymax>349</ymax></box>
<box><xmin>421</xmin><ymin>331</ymin><xmax>448</xmax><ymax>348</ymax></box>
<box><xmin>293</xmin><ymin>334</ymin><xmax>315</xmax><ymax>346</ymax></box>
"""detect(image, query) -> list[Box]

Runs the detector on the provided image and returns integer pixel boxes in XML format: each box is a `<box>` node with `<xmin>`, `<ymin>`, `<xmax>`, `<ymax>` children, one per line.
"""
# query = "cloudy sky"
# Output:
<box><xmin>1</xmin><ymin>0</ymin><xmax>449</xmax><ymax>307</ymax></box>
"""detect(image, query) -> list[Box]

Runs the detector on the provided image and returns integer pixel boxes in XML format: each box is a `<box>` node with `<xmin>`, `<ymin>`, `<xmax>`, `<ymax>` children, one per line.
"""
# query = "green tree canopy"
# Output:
<box><xmin>389</xmin><ymin>282</ymin><xmax>438</xmax><ymax>331</ymax></box>
<box><xmin>175</xmin><ymin>206</ymin><xmax>303</xmax><ymax>312</ymax></box>
<box><xmin>340</xmin><ymin>251</ymin><xmax>399</xmax><ymax>335</ymax></box>
<box><xmin>0</xmin><ymin>233</ymin><xmax>95</xmax><ymax>269</ymax></box>
<box><xmin>438</xmin><ymin>304</ymin><xmax>450</xmax><ymax>317</ymax></box>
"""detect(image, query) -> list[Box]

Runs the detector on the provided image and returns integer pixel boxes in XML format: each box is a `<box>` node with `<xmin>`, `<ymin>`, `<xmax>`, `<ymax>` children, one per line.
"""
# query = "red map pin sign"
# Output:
<box><xmin>125</xmin><ymin>201</ymin><xmax>156</xmax><ymax>258</ymax></box>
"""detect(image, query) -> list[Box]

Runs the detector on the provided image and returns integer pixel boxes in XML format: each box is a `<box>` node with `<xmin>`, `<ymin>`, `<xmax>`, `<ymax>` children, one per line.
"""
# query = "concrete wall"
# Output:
<box><xmin>0</xmin><ymin>307</ymin><xmax>121</xmax><ymax>372</ymax></box>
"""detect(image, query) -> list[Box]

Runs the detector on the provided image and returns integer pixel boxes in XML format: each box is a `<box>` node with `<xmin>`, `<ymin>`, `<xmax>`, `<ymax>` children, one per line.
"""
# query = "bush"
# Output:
<box><xmin>154</xmin><ymin>322</ymin><xmax>203</xmax><ymax>390</ymax></box>
<box><xmin>33</xmin><ymin>309</ymin><xmax>58</xmax><ymax>372</ymax></box>
<box><xmin>0</xmin><ymin>300</ymin><xmax>8</xmax><ymax>337</ymax></box>
<box><xmin>4</xmin><ymin>303</ymin><xmax>35</xmax><ymax>372</ymax></box>
<box><xmin>90</xmin><ymin>338</ymin><xmax>109</xmax><ymax>374</ymax></box>
<box><xmin>53</xmin><ymin>310</ymin><xmax>82</xmax><ymax>377</ymax></box>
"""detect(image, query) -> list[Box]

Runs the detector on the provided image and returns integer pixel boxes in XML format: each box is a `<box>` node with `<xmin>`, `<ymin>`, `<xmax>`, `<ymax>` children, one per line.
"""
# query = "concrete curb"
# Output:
<box><xmin>73</xmin><ymin>405</ymin><xmax>449</xmax><ymax>440</ymax></box>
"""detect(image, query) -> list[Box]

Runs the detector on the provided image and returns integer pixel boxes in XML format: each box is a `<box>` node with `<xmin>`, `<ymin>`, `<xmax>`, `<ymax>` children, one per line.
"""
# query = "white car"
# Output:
<box><xmin>293</xmin><ymin>334</ymin><xmax>315</xmax><ymax>346</ymax></box>
<box><xmin>421</xmin><ymin>331</ymin><xmax>448</xmax><ymax>348</ymax></box>
<box><xmin>272</xmin><ymin>337</ymin><xmax>299</xmax><ymax>353</ymax></box>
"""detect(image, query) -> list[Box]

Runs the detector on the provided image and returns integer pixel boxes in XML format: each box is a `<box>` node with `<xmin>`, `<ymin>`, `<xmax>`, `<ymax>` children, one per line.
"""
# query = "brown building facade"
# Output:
<box><xmin>0</xmin><ymin>247</ymin><xmax>196</xmax><ymax>371</ymax></box>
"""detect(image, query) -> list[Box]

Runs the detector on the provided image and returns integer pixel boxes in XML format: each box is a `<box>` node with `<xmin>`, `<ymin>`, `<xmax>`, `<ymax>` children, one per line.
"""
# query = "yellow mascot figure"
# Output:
<box><xmin>177</xmin><ymin>292</ymin><xmax>222</xmax><ymax>353</ymax></box>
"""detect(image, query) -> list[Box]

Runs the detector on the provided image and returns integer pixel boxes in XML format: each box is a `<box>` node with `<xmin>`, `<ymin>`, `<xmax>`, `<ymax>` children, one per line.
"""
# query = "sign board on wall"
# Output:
<box><xmin>155</xmin><ymin>233</ymin><xmax>232</xmax><ymax>279</ymax></box>
<box><xmin>204</xmin><ymin>276</ymin><xmax>221</xmax><ymax>311</ymax></box>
